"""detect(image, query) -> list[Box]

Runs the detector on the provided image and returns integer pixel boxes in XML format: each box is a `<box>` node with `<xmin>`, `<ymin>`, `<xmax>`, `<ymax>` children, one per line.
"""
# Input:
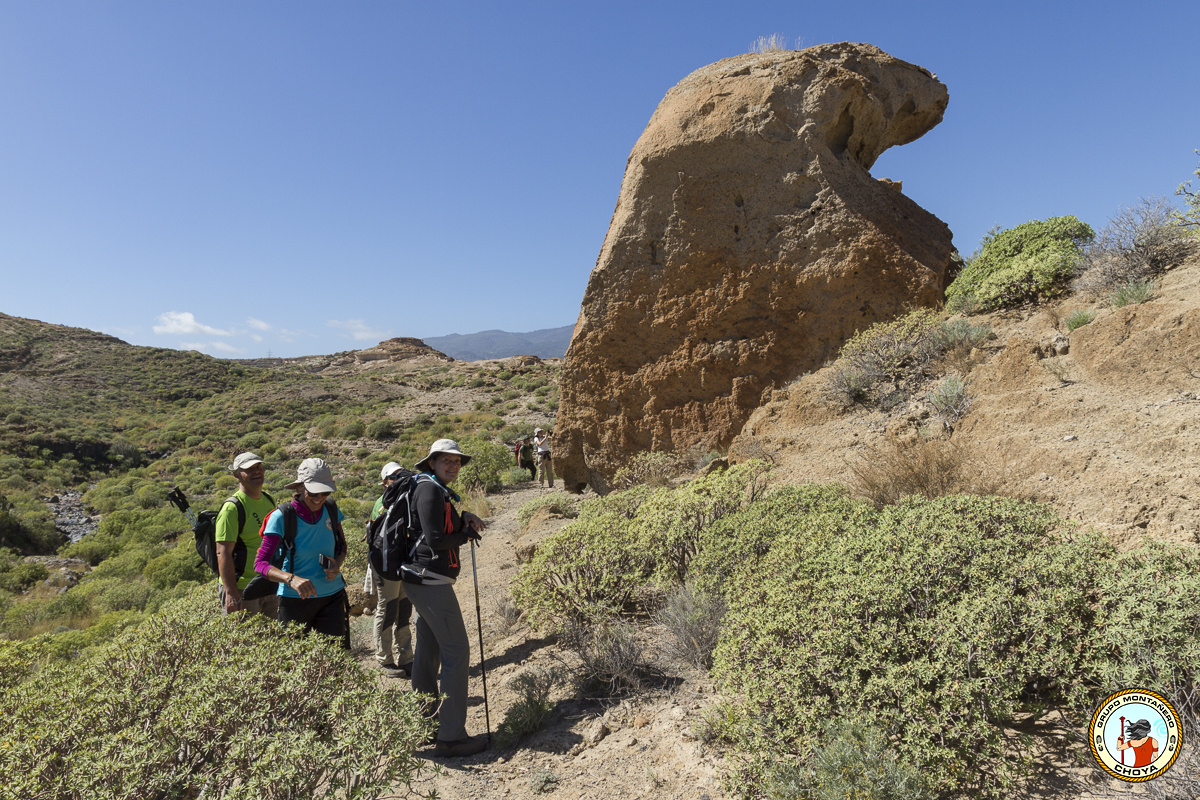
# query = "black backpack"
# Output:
<box><xmin>367</xmin><ymin>468</ymin><xmax>422</xmax><ymax>581</ymax></box>
<box><xmin>192</xmin><ymin>492</ymin><xmax>276</xmax><ymax>576</ymax></box>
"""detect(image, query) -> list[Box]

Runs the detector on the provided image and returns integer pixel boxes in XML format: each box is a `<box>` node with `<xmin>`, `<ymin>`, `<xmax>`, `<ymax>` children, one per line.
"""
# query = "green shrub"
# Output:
<box><xmin>1176</xmin><ymin>149</ymin><xmax>1200</xmax><ymax>229</ymax></box>
<box><xmin>1064</xmin><ymin>309</ymin><xmax>1096</xmax><ymax>331</ymax></box>
<box><xmin>764</xmin><ymin>719</ymin><xmax>933</xmax><ymax>800</ymax></box>
<box><xmin>495</xmin><ymin>668</ymin><xmax>558</xmax><ymax>748</ymax></box>
<box><xmin>635</xmin><ymin>460</ymin><xmax>771</xmax><ymax>586</ymax></box>
<box><xmin>366</xmin><ymin>419</ymin><xmax>396</xmax><ymax>440</ymax></box>
<box><xmin>823</xmin><ymin>309</ymin><xmax>944</xmax><ymax>407</ymax></box>
<box><xmin>947</xmin><ymin>216</ymin><xmax>1094</xmax><ymax>312</ymax></box>
<box><xmin>512</xmin><ymin>513</ymin><xmax>650</xmax><ymax>631</ymax></box>
<box><xmin>0</xmin><ymin>591</ymin><xmax>429</xmax><ymax>799</ymax></box>
<box><xmin>340</xmin><ymin>421</ymin><xmax>365</xmax><ymax>439</ymax></box>
<box><xmin>712</xmin><ymin>495</ymin><xmax>1109</xmax><ymax>797</ymax></box>
<box><xmin>454</xmin><ymin>437</ymin><xmax>513</xmax><ymax>493</ymax></box>
<box><xmin>1109</xmin><ymin>278</ymin><xmax>1156</xmax><ymax>307</ymax></box>
<box><xmin>0</xmin><ymin>558</ymin><xmax>48</xmax><ymax>593</ymax></box>
<box><xmin>926</xmin><ymin>373</ymin><xmax>972</xmax><ymax>428</ymax></box>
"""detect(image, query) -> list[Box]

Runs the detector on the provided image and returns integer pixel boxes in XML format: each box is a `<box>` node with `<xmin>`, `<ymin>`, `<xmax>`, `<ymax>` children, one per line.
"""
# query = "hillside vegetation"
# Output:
<box><xmin>0</xmin><ymin>313</ymin><xmax>560</xmax><ymax>644</ymax></box>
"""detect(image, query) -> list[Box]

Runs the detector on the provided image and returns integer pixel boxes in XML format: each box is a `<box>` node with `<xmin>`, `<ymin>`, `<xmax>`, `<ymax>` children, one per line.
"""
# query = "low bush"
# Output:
<box><xmin>849</xmin><ymin>435</ymin><xmax>1022</xmax><ymax>507</ymax></box>
<box><xmin>926</xmin><ymin>373</ymin><xmax>972</xmax><ymax>429</ymax></box>
<box><xmin>713</xmin><ymin>495</ymin><xmax>1106</xmax><ymax>797</ymax></box>
<box><xmin>495</xmin><ymin>668</ymin><xmax>558</xmax><ymax>748</ymax></box>
<box><xmin>764</xmin><ymin>719</ymin><xmax>933</xmax><ymax>800</ymax></box>
<box><xmin>516</xmin><ymin>494</ymin><xmax>580</xmax><ymax>530</ymax></box>
<box><xmin>611</xmin><ymin>450</ymin><xmax>688</xmax><ymax>489</ymax></box>
<box><xmin>562</xmin><ymin>616</ymin><xmax>648</xmax><ymax>695</ymax></box>
<box><xmin>454</xmin><ymin>437</ymin><xmax>513</xmax><ymax>493</ymax></box>
<box><xmin>947</xmin><ymin>216</ymin><xmax>1094</xmax><ymax>312</ymax></box>
<box><xmin>512</xmin><ymin>514</ymin><xmax>649</xmax><ymax>630</ymax></box>
<box><xmin>635</xmin><ymin>460</ymin><xmax>771</xmax><ymax>586</ymax></box>
<box><xmin>1064</xmin><ymin>309</ymin><xmax>1096</xmax><ymax>331</ymax></box>
<box><xmin>1073</xmin><ymin>197</ymin><xmax>1193</xmax><ymax>296</ymax></box>
<box><xmin>1109</xmin><ymin>278</ymin><xmax>1156</xmax><ymax>307</ymax></box>
<box><xmin>652</xmin><ymin>579</ymin><xmax>726</xmax><ymax>670</ymax></box>
<box><xmin>0</xmin><ymin>590</ymin><xmax>429</xmax><ymax>799</ymax></box>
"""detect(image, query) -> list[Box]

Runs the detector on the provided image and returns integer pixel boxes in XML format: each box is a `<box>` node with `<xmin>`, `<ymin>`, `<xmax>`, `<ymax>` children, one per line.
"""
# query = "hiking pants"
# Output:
<box><xmin>372</xmin><ymin>568</ymin><xmax>413</xmax><ymax>667</ymax></box>
<box><xmin>405</xmin><ymin>580</ymin><xmax>470</xmax><ymax>742</ymax></box>
<box><xmin>537</xmin><ymin>453</ymin><xmax>555</xmax><ymax>487</ymax></box>
<box><xmin>279</xmin><ymin>589</ymin><xmax>348</xmax><ymax>647</ymax></box>
<box><xmin>520</xmin><ymin>459</ymin><xmax>536</xmax><ymax>481</ymax></box>
<box><xmin>219</xmin><ymin>585</ymin><xmax>279</xmax><ymax>621</ymax></box>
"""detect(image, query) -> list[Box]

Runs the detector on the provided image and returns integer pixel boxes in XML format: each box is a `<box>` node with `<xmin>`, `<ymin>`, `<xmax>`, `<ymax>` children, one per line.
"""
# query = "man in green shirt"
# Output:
<box><xmin>368</xmin><ymin>461</ymin><xmax>414</xmax><ymax>675</ymax></box>
<box><xmin>215</xmin><ymin>452</ymin><xmax>278</xmax><ymax>618</ymax></box>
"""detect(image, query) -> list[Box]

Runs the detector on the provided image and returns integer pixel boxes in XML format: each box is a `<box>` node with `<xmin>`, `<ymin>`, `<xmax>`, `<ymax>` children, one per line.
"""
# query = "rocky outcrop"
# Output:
<box><xmin>556</xmin><ymin>42</ymin><xmax>956</xmax><ymax>492</ymax></box>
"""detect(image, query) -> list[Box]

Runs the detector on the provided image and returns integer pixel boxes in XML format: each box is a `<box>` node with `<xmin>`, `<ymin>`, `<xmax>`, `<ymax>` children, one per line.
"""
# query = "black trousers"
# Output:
<box><xmin>279</xmin><ymin>589</ymin><xmax>348</xmax><ymax>647</ymax></box>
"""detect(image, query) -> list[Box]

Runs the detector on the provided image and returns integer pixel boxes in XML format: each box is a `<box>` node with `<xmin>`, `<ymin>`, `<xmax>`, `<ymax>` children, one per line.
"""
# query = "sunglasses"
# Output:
<box><xmin>307</xmin><ymin>491</ymin><xmax>332</xmax><ymax>498</ymax></box>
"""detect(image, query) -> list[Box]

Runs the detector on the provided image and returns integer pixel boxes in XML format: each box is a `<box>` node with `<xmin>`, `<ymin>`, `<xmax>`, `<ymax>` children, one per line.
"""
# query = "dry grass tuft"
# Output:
<box><xmin>849</xmin><ymin>434</ymin><xmax>1031</xmax><ymax>507</ymax></box>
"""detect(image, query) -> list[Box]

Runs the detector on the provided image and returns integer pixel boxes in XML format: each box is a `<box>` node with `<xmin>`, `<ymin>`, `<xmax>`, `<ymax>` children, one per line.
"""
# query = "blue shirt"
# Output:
<box><xmin>263</xmin><ymin>504</ymin><xmax>347</xmax><ymax>599</ymax></box>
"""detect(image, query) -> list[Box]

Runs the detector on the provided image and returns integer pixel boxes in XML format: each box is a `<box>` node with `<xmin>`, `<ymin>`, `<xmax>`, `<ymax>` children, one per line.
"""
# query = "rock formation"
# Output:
<box><xmin>556</xmin><ymin>42</ymin><xmax>957</xmax><ymax>492</ymax></box>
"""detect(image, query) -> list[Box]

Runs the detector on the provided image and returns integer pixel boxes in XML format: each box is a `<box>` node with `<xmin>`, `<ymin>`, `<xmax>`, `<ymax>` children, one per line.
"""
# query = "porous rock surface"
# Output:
<box><xmin>556</xmin><ymin>42</ymin><xmax>957</xmax><ymax>492</ymax></box>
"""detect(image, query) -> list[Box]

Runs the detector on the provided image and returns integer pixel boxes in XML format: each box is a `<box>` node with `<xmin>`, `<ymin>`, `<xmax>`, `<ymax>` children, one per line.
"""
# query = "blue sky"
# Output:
<box><xmin>2</xmin><ymin>1</ymin><xmax>1197</xmax><ymax>359</ymax></box>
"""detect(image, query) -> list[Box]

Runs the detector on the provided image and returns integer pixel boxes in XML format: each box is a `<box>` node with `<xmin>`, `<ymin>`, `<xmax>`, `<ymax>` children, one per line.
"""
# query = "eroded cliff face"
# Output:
<box><xmin>556</xmin><ymin>43</ymin><xmax>956</xmax><ymax>492</ymax></box>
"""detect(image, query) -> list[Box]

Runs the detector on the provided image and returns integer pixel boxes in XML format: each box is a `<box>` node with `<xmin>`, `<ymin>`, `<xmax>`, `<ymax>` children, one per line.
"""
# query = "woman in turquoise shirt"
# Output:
<box><xmin>255</xmin><ymin>457</ymin><xmax>348</xmax><ymax>642</ymax></box>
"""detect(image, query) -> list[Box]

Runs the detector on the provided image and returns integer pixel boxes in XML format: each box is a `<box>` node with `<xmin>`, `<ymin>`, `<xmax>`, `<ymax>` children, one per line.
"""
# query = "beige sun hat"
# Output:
<box><xmin>379</xmin><ymin>461</ymin><xmax>404</xmax><ymax>484</ymax></box>
<box><xmin>230</xmin><ymin>452</ymin><xmax>263</xmax><ymax>472</ymax></box>
<box><xmin>414</xmin><ymin>439</ymin><xmax>472</xmax><ymax>473</ymax></box>
<box><xmin>284</xmin><ymin>457</ymin><xmax>337</xmax><ymax>493</ymax></box>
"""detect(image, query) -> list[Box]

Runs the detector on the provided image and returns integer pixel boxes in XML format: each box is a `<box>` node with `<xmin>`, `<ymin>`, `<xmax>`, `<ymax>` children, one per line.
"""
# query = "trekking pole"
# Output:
<box><xmin>1119</xmin><ymin>716</ymin><xmax>1125</xmax><ymax>765</ymax></box>
<box><xmin>166</xmin><ymin>487</ymin><xmax>198</xmax><ymax>527</ymax></box>
<box><xmin>469</xmin><ymin>539</ymin><xmax>491</xmax><ymax>743</ymax></box>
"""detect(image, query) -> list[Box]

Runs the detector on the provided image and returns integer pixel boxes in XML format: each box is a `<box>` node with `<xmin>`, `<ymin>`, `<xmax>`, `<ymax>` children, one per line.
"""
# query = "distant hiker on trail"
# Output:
<box><xmin>534</xmin><ymin>428</ymin><xmax>554</xmax><ymax>489</ymax></box>
<box><xmin>254</xmin><ymin>458</ymin><xmax>349</xmax><ymax>644</ymax></box>
<box><xmin>366</xmin><ymin>461</ymin><xmax>415</xmax><ymax>676</ymax></box>
<box><xmin>403</xmin><ymin>439</ymin><xmax>488</xmax><ymax>758</ymax></box>
<box><xmin>516</xmin><ymin>436</ymin><xmax>536</xmax><ymax>481</ymax></box>
<box><xmin>216</xmin><ymin>452</ymin><xmax>277</xmax><ymax>619</ymax></box>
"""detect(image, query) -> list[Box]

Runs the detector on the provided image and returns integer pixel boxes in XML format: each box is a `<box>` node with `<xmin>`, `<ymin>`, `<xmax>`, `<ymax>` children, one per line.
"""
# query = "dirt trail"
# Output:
<box><xmin>373</xmin><ymin>481</ymin><xmax>727</xmax><ymax>800</ymax></box>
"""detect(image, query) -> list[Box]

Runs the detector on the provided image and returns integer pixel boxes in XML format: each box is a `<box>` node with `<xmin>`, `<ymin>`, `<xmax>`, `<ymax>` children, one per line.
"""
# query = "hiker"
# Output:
<box><xmin>516</xmin><ymin>436</ymin><xmax>536</xmax><ymax>481</ymax></box>
<box><xmin>403</xmin><ymin>439</ymin><xmax>488</xmax><ymax>758</ymax></box>
<box><xmin>367</xmin><ymin>461</ymin><xmax>415</xmax><ymax>676</ymax></box>
<box><xmin>1117</xmin><ymin>719</ymin><xmax>1159</xmax><ymax>767</ymax></box>
<box><xmin>533</xmin><ymin>427</ymin><xmax>554</xmax><ymax>488</ymax></box>
<box><xmin>215</xmin><ymin>452</ymin><xmax>277</xmax><ymax>619</ymax></box>
<box><xmin>254</xmin><ymin>457</ymin><xmax>348</xmax><ymax>643</ymax></box>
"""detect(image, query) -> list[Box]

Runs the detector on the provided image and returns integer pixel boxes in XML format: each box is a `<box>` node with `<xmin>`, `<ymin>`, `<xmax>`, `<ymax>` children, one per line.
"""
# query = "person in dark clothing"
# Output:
<box><xmin>402</xmin><ymin>439</ymin><xmax>488</xmax><ymax>758</ymax></box>
<box><xmin>516</xmin><ymin>436</ymin><xmax>536</xmax><ymax>481</ymax></box>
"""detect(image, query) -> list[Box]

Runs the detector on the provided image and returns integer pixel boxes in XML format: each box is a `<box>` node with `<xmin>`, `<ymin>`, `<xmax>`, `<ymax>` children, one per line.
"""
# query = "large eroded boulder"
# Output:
<box><xmin>556</xmin><ymin>43</ymin><xmax>956</xmax><ymax>492</ymax></box>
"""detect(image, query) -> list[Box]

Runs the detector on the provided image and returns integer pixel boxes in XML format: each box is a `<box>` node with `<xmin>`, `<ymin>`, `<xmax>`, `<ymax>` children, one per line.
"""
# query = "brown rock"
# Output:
<box><xmin>556</xmin><ymin>43</ymin><xmax>955</xmax><ymax>492</ymax></box>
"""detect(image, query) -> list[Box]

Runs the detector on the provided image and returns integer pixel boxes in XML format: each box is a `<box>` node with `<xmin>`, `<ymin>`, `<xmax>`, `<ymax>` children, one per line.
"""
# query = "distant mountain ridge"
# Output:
<box><xmin>423</xmin><ymin>325</ymin><xmax>573</xmax><ymax>361</ymax></box>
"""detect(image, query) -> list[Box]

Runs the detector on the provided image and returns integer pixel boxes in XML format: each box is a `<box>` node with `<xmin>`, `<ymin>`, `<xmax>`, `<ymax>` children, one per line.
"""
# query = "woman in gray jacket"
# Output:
<box><xmin>402</xmin><ymin>439</ymin><xmax>487</xmax><ymax>758</ymax></box>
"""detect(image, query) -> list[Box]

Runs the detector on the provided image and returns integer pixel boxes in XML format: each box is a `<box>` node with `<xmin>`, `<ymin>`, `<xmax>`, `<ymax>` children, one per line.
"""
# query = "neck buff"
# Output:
<box><xmin>291</xmin><ymin>498</ymin><xmax>324</xmax><ymax>525</ymax></box>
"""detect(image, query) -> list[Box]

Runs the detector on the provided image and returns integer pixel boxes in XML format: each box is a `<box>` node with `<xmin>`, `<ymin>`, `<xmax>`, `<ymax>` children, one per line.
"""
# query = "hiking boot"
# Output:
<box><xmin>379</xmin><ymin>662</ymin><xmax>407</xmax><ymax>677</ymax></box>
<box><xmin>434</xmin><ymin>736</ymin><xmax>487</xmax><ymax>758</ymax></box>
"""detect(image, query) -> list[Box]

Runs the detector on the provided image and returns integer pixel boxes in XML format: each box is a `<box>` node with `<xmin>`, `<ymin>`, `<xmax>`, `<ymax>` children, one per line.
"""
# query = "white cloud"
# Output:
<box><xmin>153</xmin><ymin>311</ymin><xmax>230</xmax><ymax>336</ymax></box>
<box><xmin>180</xmin><ymin>340</ymin><xmax>243</xmax><ymax>355</ymax></box>
<box><xmin>246</xmin><ymin>317</ymin><xmax>271</xmax><ymax>331</ymax></box>
<box><xmin>328</xmin><ymin>319</ymin><xmax>389</xmax><ymax>342</ymax></box>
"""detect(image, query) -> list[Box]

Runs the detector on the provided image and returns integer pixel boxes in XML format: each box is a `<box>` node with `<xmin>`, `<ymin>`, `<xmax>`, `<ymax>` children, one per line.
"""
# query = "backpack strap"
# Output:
<box><xmin>229</xmin><ymin>491</ymin><xmax>275</xmax><ymax>537</ymax></box>
<box><xmin>278</xmin><ymin>502</ymin><xmax>299</xmax><ymax>565</ymax></box>
<box><xmin>325</xmin><ymin>499</ymin><xmax>346</xmax><ymax>559</ymax></box>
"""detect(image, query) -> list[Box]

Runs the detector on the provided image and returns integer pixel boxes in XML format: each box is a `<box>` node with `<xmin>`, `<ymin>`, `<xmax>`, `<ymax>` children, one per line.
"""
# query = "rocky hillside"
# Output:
<box><xmin>731</xmin><ymin>249</ymin><xmax>1200</xmax><ymax>548</ymax></box>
